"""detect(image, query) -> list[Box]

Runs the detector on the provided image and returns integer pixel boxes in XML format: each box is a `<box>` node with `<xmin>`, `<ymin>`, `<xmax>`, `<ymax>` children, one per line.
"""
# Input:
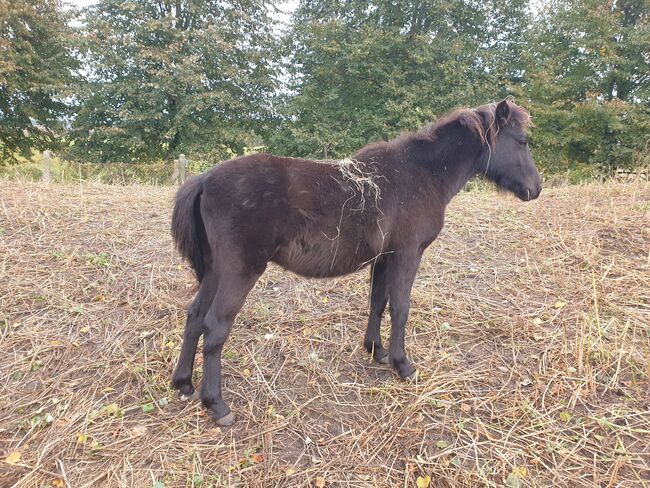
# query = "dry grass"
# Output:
<box><xmin>0</xmin><ymin>179</ymin><xmax>648</xmax><ymax>488</ymax></box>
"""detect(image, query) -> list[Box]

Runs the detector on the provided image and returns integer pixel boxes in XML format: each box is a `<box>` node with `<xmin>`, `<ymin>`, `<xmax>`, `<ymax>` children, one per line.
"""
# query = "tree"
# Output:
<box><xmin>269</xmin><ymin>0</ymin><xmax>497</xmax><ymax>159</ymax></box>
<box><xmin>0</xmin><ymin>0</ymin><xmax>78</xmax><ymax>163</ymax></box>
<box><xmin>69</xmin><ymin>0</ymin><xmax>278</xmax><ymax>163</ymax></box>
<box><xmin>520</xmin><ymin>0</ymin><xmax>650</xmax><ymax>172</ymax></box>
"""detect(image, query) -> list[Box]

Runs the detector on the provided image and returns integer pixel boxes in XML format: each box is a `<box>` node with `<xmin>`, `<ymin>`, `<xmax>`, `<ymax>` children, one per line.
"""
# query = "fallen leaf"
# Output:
<box><xmin>142</xmin><ymin>403</ymin><xmax>155</xmax><ymax>413</ymax></box>
<box><xmin>505</xmin><ymin>467</ymin><xmax>527</xmax><ymax>487</ymax></box>
<box><xmin>4</xmin><ymin>451</ymin><xmax>21</xmax><ymax>464</ymax></box>
<box><xmin>554</xmin><ymin>300</ymin><xmax>566</xmax><ymax>309</ymax></box>
<box><xmin>435</xmin><ymin>440</ymin><xmax>449</xmax><ymax>449</ymax></box>
<box><xmin>250</xmin><ymin>453</ymin><xmax>263</xmax><ymax>463</ymax></box>
<box><xmin>285</xmin><ymin>467</ymin><xmax>296</xmax><ymax>476</ymax></box>
<box><xmin>52</xmin><ymin>480</ymin><xmax>64</xmax><ymax>488</ymax></box>
<box><xmin>242</xmin><ymin>368</ymin><xmax>251</xmax><ymax>377</ymax></box>
<box><xmin>315</xmin><ymin>476</ymin><xmax>326</xmax><ymax>488</ymax></box>
<box><xmin>80</xmin><ymin>326</ymin><xmax>90</xmax><ymax>333</ymax></box>
<box><xmin>505</xmin><ymin>473</ymin><xmax>523</xmax><ymax>488</ymax></box>
<box><xmin>512</xmin><ymin>466</ymin><xmax>527</xmax><ymax>477</ymax></box>
<box><xmin>77</xmin><ymin>433</ymin><xmax>88</xmax><ymax>444</ymax></box>
<box><xmin>321</xmin><ymin>296</ymin><xmax>328</xmax><ymax>303</ymax></box>
<box><xmin>131</xmin><ymin>426</ymin><xmax>148</xmax><ymax>436</ymax></box>
<box><xmin>460</xmin><ymin>403</ymin><xmax>471</xmax><ymax>413</ymax></box>
<box><xmin>532</xmin><ymin>317</ymin><xmax>543</xmax><ymax>325</ymax></box>
<box><xmin>559</xmin><ymin>411</ymin><xmax>572</xmax><ymax>422</ymax></box>
<box><xmin>103</xmin><ymin>403</ymin><xmax>123</xmax><ymax>417</ymax></box>
<box><xmin>416</xmin><ymin>475</ymin><xmax>431</xmax><ymax>488</ymax></box>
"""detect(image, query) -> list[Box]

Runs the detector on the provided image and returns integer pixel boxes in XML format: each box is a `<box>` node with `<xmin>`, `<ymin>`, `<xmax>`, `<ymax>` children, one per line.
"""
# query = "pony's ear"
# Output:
<box><xmin>496</xmin><ymin>99</ymin><xmax>510</xmax><ymax>125</ymax></box>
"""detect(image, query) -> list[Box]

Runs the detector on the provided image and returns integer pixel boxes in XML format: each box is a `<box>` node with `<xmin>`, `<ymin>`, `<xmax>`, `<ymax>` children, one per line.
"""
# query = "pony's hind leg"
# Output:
<box><xmin>200</xmin><ymin>267</ymin><xmax>262</xmax><ymax>426</ymax></box>
<box><xmin>364</xmin><ymin>259</ymin><xmax>389</xmax><ymax>364</ymax></box>
<box><xmin>172</xmin><ymin>272</ymin><xmax>218</xmax><ymax>397</ymax></box>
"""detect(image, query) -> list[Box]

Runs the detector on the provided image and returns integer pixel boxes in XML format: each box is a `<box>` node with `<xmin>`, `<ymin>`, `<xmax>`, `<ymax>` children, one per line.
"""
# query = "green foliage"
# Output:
<box><xmin>268</xmin><ymin>0</ymin><xmax>649</xmax><ymax>173</ymax></box>
<box><xmin>0</xmin><ymin>0</ymin><xmax>78</xmax><ymax>163</ymax></box>
<box><xmin>68</xmin><ymin>0</ymin><xmax>278</xmax><ymax>163</ymax></box>
<box><xmin>1</xmin><ymin>0</ymin><xmax>648</xmax><ymax>175</ymax></box>
<box><xmin>521</xmin><ymin>0</ymin><xmax>650</xmax><ymax>173</ymax></box>
<box><xmin>269</xmin><ymin>0</ymin><xmax>498</xmax><ymax>158</ymax></box>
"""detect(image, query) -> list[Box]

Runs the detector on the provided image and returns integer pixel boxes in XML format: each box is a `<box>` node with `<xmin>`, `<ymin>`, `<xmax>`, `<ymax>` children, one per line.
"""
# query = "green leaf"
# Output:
<box><xmin>102</xmin><ymin>403</ymin><xmax>124</xmax><ymax>417</ymax></box>
<box><xmin>142</xmin><ymin>403</ymin><xmax>155</xmax><ymax>414</ymax></box>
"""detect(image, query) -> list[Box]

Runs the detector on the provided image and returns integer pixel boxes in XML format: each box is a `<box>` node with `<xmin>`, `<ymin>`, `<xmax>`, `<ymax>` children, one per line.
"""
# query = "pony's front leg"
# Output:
<box><xmin>387</xmin><ymin>250</ymin><xmax>422</xmax><ymax>379</ymax></box>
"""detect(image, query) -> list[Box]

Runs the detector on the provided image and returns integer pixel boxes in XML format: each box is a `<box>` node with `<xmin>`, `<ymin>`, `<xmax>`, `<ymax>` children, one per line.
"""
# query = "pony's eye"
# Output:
<box><xmin>519</xmin><ymin>139</ymin><xmax>528</xmax><ymax>146</ymax></box>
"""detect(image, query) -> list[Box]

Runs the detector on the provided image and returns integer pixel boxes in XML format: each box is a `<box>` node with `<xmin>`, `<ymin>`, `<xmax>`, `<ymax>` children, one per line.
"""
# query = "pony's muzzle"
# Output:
<box><xmin>519</xmin><ymin>184</ymin><xmax>542</xmax><ymax>201</ymax></box>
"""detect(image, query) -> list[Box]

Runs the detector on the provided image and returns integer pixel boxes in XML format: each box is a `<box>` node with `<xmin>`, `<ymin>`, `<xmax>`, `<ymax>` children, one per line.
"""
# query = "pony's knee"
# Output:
<box><xmin>203</xmin><ymin>323</ymin><xmax>231</xmax><ymax>353</ymax></box>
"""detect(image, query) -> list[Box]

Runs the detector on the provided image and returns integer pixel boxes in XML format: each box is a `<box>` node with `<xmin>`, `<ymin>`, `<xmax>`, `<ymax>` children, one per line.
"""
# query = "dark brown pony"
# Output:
<box><xmin>171</xmin><ymin>99</ymin><xmax>541</xmax><ymax>425</ymax></box>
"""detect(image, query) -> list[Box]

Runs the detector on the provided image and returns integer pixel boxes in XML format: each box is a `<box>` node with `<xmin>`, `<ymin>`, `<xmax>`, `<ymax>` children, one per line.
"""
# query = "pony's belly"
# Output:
<box><xmin>271</xmin><ymin>235</ymin><xmax>378</xmax><ymax>278</ymax></box>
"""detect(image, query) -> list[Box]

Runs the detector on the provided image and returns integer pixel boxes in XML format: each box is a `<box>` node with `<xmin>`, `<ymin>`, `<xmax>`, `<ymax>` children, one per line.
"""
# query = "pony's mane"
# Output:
<box><xmin>420</xmin><ymin>100</ymin><xmax>533</xmax><ymax>150</ymax></box>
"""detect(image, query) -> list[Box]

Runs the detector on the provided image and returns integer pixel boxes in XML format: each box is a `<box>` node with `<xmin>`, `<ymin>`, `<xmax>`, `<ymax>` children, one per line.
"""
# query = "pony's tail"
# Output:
<box><xmin>171</xmin><ymin>176</ymin><xmax>207</xmax><ymax>282</ymax></box>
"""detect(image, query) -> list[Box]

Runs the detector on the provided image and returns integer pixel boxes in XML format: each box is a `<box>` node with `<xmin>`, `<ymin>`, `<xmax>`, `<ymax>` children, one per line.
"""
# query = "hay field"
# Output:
<box><xmin>0</xmin><ymin>179</ymin><xmax>648</xmax><ymax>488</ymax></box>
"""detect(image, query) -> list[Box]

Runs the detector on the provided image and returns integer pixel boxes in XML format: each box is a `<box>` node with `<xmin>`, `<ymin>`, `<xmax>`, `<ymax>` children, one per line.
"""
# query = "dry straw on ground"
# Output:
<box><xmin>0</xmin><ymin>179</ymin><xmax>648</xmax><ymax>488</ymax></box>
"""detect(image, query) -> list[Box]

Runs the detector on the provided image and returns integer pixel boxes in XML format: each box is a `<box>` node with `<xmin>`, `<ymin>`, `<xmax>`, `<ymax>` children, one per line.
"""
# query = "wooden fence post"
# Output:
<box><xmin>172</xmin><ymin>158</ymin><xmax>180</xmax><ymax>185</ymax></box>
<box><xmin>41</xmin><ymin>150</ymin><xmax>51</xmax><ymax>183</ymax></box>
<box><xmin>179</xmin><ymin>154</ymin><xmax>188</xmax><ymax>184</ymax></box>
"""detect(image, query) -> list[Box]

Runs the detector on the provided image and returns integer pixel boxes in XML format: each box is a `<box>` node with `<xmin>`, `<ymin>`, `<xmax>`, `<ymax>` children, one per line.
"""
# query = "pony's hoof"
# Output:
<box><xmin>180</xmin><ymin>393</ymin><xmax>194</xmax><ymax>402</ymax></box>
<box><xmin>403</xmin><ymin>369</ymin><xmax>418</xmax><ymax>382</ymax></box>
<box><xmin>393</xmin><ymin>359</ymin><xmax>417</xmax><ymax>380</ymax></box>
<box><xmin>214</xmin><ymin>411</ymin><xmax>236</xmax><ymax>427</ymax></box>
<box><xmin>173</xmin><ymin>380</ymin><xmax>195</xmax><ymax>398</ymax></box>
<box><xmin>377</xmin><ymin>355</ymin><xmax>390</xmax><ymax>365</ymax></box>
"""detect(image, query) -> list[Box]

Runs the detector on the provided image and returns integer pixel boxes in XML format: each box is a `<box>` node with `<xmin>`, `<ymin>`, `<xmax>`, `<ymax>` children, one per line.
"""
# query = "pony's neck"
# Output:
<box><xmin>412</xmin><ymin>131</ymin><xmax>484</xmax><ymax>204</ymax></box>
<box><xmin>432</xmin><ymin>153</ymin><xmax>480</xmax><ymax>203</ymax></box>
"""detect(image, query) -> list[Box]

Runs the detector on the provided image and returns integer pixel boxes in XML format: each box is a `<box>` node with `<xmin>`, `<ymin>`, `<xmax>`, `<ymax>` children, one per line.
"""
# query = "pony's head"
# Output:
<box><xmin>474</xmin><ymin>99</ymin><xmax>541</xmax><ymax>201</ymax></box>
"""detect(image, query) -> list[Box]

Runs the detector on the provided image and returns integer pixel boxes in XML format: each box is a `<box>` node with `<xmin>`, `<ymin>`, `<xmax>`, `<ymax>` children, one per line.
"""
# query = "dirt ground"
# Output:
<box><xmin>0</xmin><ymin>179</ymin><xmax>648</xmax><ymax>487</ymax></box>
